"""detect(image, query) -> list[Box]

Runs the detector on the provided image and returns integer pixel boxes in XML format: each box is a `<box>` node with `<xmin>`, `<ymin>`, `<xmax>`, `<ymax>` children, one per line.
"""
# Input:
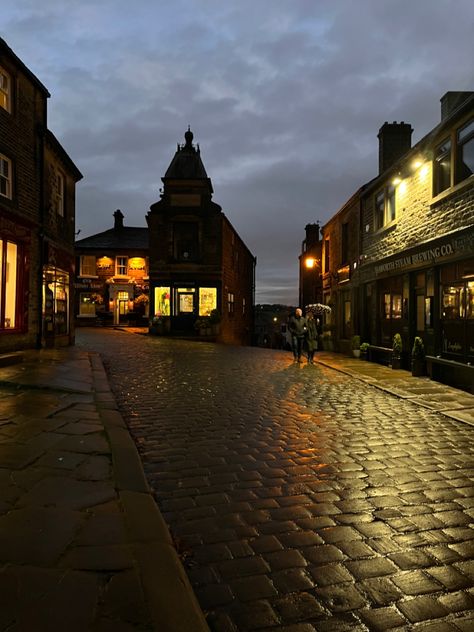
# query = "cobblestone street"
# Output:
<box><xmin>77</xmin><ymin>328</ymin><xmax>474</xmax><ymax>631</ymax></box>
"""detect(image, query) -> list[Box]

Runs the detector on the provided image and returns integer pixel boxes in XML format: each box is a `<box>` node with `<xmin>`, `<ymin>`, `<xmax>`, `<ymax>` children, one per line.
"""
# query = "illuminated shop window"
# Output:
<box><xmin>199</xmin><ymin>287</ymin><xmax>217</xmax><ymax>316</ymax></box>
<box><xmin>442</xmin><ymin>285</ymin><xmax>463</xmax><ymax>319</ymax></box>
<box><xmin>0</xmin><ymin>240</ymin><xmax>18</xmax><ymax>329</ymax></box>
<box><xmin>467</xmin><ymin>282</ymin><xmax>474</xmax><ymax>319</ymax></box>
<box><xmin>383</xmin><ymin>293</ymin><xmax>402</xmax><ymax>319</ymax></box>
<box><xmin>117</xmin><ymin>291</ymin><xmax>129</xmax><ymax>316</ymax></box>
<box><xmin>79</xmin><ymin>255</ymin><xmax>96</xmax><ymax>276</ymax></box>
<box><xmin>154</xmin><ymin>286</ymin><xmax>170</xmax><ymax>316</ymax></box>
<box><xmin>43</xmin><ymin>267</ymin><xmax>69</xmax><ymax>335</ymax></box>
<box><xmin>0</xmin><ymin>67</ymin><xmax>11</xmax><ymax>113</ymax></box>
<box><xmin>79</xmin><ymin>293</ymin><xmax>96</xmax><ymax>317</ymax></box>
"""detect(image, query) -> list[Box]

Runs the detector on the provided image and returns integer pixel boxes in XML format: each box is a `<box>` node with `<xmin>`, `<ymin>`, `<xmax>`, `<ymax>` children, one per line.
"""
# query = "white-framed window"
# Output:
<box><xmin>56</xmin><ymin>171</ymin><xmax>65</xmax><ymax>216</ymax></box>
<box><xmin>0</xmin><ymin>67</ymin><xmax>11</xmax><ymax>113</ymax></box>
<box><xmin>116</xmin><ymin>256</ymin><xmax>128</xmax><ymax>276</ymax></box>
<box><xmin>0</xmin><ymin>154</ymin><xmax>12</xmax><ymax>199</ymax></box>
<box><xmin>456</xmin><ymin>118</ymin><xmax>474</xmax><ymax>184</ymax></box>
<box><xmin>375</xmin><ymin>184</ymin><xmax>396</xmax><ymax>229</ymax></box>
<box><xmin>0</xmin><ymin>239</ymin><xmax>19</xmax><ymax>329</ymax></box>
<box><xmin>79</xmin><ymin>255</ymin><xmax>96</xmax><ymax>277</ymax></box>
<box><xmin>228</xmin><ymin>292</ymin><xmax>234</xmax><ymax>315</ymax></box>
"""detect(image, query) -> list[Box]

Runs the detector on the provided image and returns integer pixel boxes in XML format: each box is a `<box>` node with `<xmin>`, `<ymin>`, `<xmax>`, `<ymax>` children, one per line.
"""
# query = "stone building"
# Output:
<box><xmin>359</xmin><ymin>92</ymin><xmax>474</xmax><ymax>390</ymax></box>
<box><xmin>298</xmin><ymin>223</ymin><xmax>323</xmax><ymax>309</ymax></box>
<box><xmin>146</xmin><ymin>129</ymin><xmax>256</xmax><ymax>345</ymax></box>
<box><xmin>74</xmin><ymin>210</ymin><xmax>149</xmax><ymax>326</ymax></box>
<box><xmin>0</xmin><ymin>38</ymin><xmax>82</xmax><ymax>352</ymax></box>
<box><xmin>303</xmin><ymin>91</ymin><xmax>473</xmax><ymax>391</ymax></box>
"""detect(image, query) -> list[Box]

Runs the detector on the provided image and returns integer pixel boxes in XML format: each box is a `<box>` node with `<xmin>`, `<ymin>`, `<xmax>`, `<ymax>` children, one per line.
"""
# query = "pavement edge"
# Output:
<box><xmin>89</xmin><ymin>352</ymin><xmax>210</xmax><ymax>632</ymax></box>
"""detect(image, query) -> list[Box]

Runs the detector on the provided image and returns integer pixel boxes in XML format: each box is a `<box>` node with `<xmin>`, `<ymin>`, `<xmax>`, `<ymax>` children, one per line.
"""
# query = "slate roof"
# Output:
<box><xmin>75</xmin><ymin>227</ymin><xmax>148</xmax><ymax>250</ymax></box>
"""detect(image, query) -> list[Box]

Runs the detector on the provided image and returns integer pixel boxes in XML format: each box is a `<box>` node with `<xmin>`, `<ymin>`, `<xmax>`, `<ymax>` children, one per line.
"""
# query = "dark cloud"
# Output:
<box><xmin>3</xmin><ymin>0</ymin><xmax>474</xmax><ymax>304</ymax></box>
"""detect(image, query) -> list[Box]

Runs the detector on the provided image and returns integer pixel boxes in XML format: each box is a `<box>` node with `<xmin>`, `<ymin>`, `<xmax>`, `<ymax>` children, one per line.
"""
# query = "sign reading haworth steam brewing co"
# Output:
<box><xmin>374</xmin><ymin>231</ymin><xmax>474</xmax><ymax>276</ymax></box>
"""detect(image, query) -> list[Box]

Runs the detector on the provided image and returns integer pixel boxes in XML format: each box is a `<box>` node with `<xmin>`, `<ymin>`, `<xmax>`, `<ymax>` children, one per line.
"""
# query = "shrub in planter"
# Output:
<box><xmin>360</xmin><ymin>342</ymin><xmax>369</xmax><ymax>359</ymax></box>
<box><xmin>351</xmin><ymin>335</ymin><xmax>361</xmax><ymax>358</ymax></box>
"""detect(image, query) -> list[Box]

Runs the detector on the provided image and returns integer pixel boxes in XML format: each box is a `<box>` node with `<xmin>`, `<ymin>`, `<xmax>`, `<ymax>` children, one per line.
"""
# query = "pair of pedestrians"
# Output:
<box><xmin>288</xmin><ymin>308</ymin><xmax>318</xmax><ymax>363</ymax></box>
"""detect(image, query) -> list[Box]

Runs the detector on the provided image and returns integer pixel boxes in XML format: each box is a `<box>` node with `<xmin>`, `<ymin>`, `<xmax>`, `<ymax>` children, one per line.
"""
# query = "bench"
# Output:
<box><xmin>367</xmin><ymin>345</ymin><xmax>393</xmax><ymax>366</ymax></box>
<box><xmin>426</xmin><ymin>355</ymin><xmax>474</xmax><ymax>394</ymax></box>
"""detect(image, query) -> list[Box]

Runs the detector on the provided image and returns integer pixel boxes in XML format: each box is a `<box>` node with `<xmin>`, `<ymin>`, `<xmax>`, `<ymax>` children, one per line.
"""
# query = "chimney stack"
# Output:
<box><xmin>440</xmin><ymin>91</ymin><xmax>474</xmax><ymax>121</ymax></box>
<box><xmin>377</xmin><ymin>121</ymin><xmax>413</xmax><ymax>174</ymax></box>
<box><xmin>113</xmin><ymin>209</ymin><xmax>124</xmax><ymax>230</ymax></box>
<box><xmin>304</xmin><ymin>223</ymin><xmax>320</xmax><ymax>248</ymax></box>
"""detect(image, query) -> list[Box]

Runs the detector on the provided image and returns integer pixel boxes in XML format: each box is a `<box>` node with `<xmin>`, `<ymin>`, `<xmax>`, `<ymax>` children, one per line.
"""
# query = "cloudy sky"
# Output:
<box><xmin>3</xmin><ymin>1</ymin><xmax>474</xmax><ymax>304</ymax></box>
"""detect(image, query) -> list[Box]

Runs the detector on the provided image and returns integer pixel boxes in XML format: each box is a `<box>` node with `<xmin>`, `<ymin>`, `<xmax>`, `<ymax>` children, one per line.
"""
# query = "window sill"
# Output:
<box><xmin>78</xmin><ymin>275</ymin><xmax>99</xmax><ymax>279</ymax></box>
<box><xmin>431</xmin><ymin>174</ymin><xmax>474</xmax><ymax>207</ymax></box>
<box><xmin>374</xmin><ymin>220</ymin><xmax>397</xmax><ymax>236</ymax></box>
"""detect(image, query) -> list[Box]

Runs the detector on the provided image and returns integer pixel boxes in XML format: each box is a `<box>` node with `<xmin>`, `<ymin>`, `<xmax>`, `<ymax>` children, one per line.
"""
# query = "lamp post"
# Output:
<box><xmin>300</xmin><ymin>255</ymin><xmax>321</xmax><ymax>308</ymax></box>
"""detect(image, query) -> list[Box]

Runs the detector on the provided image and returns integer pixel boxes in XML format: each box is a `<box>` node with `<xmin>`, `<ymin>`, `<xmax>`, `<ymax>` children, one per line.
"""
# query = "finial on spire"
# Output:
<box><xmin>184</xmin><ymin>126</ymin><xmax>194</xmax><ymax>147</ymax></box>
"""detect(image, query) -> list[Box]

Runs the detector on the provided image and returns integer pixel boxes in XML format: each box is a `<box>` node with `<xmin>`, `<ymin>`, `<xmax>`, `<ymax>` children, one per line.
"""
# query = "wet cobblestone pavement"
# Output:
<box><xmin>77</xmin><ymin>329</ymin><xmax>474</xmax><ymax>631</ymax></box>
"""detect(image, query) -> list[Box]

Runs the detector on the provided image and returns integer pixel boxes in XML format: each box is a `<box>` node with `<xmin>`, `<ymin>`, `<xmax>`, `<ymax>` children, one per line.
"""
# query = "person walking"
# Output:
<box><xmin>288</xmin><ymin>308</ymin><xmax>307</xmax><ymax>363</ymax></box>
<box><xmin>305</xmin><ymin>311</ymin><xmax>318</xmax><ymax>364</ymax></box>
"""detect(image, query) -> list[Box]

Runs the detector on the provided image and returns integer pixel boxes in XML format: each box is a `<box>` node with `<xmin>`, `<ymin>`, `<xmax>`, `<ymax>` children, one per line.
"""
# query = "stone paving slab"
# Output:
<box><xmin>0</xmin><ymin>346</ymin><xmax>209</xmax><ymax>632</ymax></box>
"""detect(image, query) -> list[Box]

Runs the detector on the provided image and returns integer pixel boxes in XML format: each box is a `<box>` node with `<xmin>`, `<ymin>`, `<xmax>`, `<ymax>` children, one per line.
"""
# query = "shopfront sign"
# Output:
<box><xmin>375</xmin><ymin>242</ymin><xmax>455</xmax><ymax>275</ymax></box>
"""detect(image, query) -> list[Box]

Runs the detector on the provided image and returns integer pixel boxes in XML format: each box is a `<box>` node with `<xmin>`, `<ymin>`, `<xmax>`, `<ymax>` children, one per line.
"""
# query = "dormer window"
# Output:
<box><xmin>0</xmin><ymin>67</ymin><xmax>11</xmax><ymax>113</ymax></box>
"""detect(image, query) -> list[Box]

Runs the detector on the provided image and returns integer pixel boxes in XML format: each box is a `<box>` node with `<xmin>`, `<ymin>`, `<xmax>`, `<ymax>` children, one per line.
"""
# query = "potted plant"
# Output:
<box><xmin>351</xmin><ymin>335</ymin><xmax>361</xmax><ymax>358</ymax></box>
<box><xmin>360</xmin><ymin>342</ymin><xmax>370</xmax><ymax>360</ymax></box>
<box><xmin>411</xmin><ymin>336</ymin><xmax>425</xmax><ymax>377</ymax></box>
<box><xmin>322</xmin><ymin>323</ymin><xmax>335</xmax><ymax>351</ymax></box>
<box><xmin>392</xmin><ymin>333</ymin><xmax>402</xmax><ymax>369</ymax></box>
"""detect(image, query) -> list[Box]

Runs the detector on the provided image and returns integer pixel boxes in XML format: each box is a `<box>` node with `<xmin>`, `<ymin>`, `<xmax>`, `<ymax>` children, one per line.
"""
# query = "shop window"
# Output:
<box><xmin>175</xmin><ymin>288</ymin><xmax>195</xmax><ymax>315</ymax></box>
<box><xmin>434</xmin><ymin>138</ymin><xmax>451</xmax><ymax>195</ymax></box>
<box><xmin>383</xmin><ymin>293</ymin><xmax>402</xmax><ymax>319</ymax></box>
<box><xmin>79</xmin><ymin>293</ymin><xmax>96</xmax><ymax>317</ymax></box>
<box><xmin>228</xmin><ymin>292</ymin><xmax>234</xmax><ymax>315</ymax></box>
<box><xmin>442</xmin><ymin>284</ymin><xmax>463</xmax><ymax>319</ymax></box>
<box><xmin>0</xmin><ymin>154</ymin><xmax>12</xmax><ymax>199</ymax></box>
<box><xmin>116</xmin><ymin>256</ymin><xmax>128</xmax><ymax>276</ymax></box>
<box><xmin>43</xmin><ymin>267</ymin><xmax>69</xmax><ymax>336</ymax></box>
<box><xmin>0</xmin><ymin>240</ymin><xmax>18</xmax><ymax>329</ymax></box>
<box><xmin>117</xmin><ymin>291</ymin><xmax>129</xmax><ymax>316</ymax></box>
<box><xmin>154</xmin><ymin>286</ymin><xmax>170</xmax><ymax>316</ymax></box>
<box><xmin>456</xmin><ymin>118</ymin><xmax>474</xmax><ymax>183</ymax></box>
<box><xmin>79</xmin><ymin>255</ymin><xmax>96</xmax><ymax>277</ymax></box>
<box><xmin>0</xmin><ymin>67</ymin><xmax>11</xmax><ymax>113</ymax></box>
<box><xmin>467</xmin><ymin>282</ymin><xmax>474</xmax><ymax>319</ymax></box>
<box><xmin>199</xmin><ymin>287</ymin><xmax>217</xmax><ymax>316</ymax></box>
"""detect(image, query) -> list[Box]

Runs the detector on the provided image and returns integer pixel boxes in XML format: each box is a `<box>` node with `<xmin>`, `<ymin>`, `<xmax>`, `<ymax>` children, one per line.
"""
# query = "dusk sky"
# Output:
<box><xmin>3</xmin><ymin>1</ymin><xmax>474</xmax><ymax>304</ymax></box>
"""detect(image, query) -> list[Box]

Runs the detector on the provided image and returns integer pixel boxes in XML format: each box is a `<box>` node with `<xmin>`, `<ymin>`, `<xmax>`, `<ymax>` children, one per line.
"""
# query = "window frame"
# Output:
<box><xmin>375</xmin><ymin>185</ymin><xmax>397</xmax><ymax>230</ymax></box>
<box><xmin>56</xmin><ymin>170</ymin><xmax>65</xmax><ymax>216</ymax></box>
<box><xmin>455</xmin><ymin>118</ymin><xmax>474</xmax><ymax>184</ymax></box>
<box><xmin>115</xmin><ymin>256</ymin><xmax>128</xmax><ymax>277</ymax></box>
<box><xmin>227</xmin><ymin>292</ymin><xmax>235</xmax><ymax>315</ymax></box>
<box><xmin>0</xmin><ymin>154</ymin><xmax>12</xmax><ymax>199</ymax></box>
<box><xmin>79</xmin><ymin>255</ymin><xmax>97</xmax><ymax>277</ymax></box>
<box><xmin>0</xmin><ymin>66</ymin><xmax>11</xmax><ymax>113</ymax></box>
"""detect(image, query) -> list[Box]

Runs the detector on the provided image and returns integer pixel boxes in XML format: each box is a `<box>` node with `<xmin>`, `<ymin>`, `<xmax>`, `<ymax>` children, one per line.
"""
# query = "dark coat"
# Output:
<box><xmin>306</xmin><ymin>318</ymin><xmax>318</xmax><ymax>352</ymax></box>
<box><xmin>288</xmin><ymin>314</ymin><xmax>307</xmax><ymax>337</ymax></box>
